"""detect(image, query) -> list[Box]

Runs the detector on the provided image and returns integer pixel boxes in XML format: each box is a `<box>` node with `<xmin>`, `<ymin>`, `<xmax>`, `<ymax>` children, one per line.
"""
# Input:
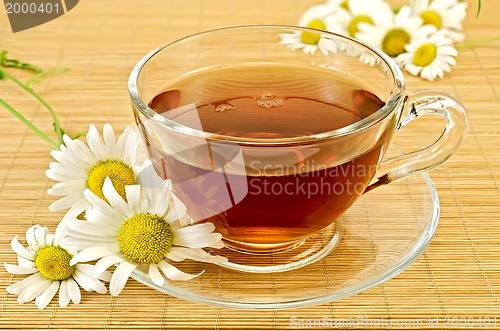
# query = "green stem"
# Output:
<box><xmin>0</xmin><ymin>97</ymin><xmax>59</xmax><ymax>150</ymax></box>
<box><xmin>457</xmin><ymin>36</ymin><xmax>500</xmax><ymax>50</ymax></box>
<box><xmin>70</xmin><ymin>131</ymin><xmax>87</xmax><ymax>139</ymax></box>
<box><xmin>0</xmin><ymin>68</ymin><xmax>65</xmax><ymax>145</ymax></box>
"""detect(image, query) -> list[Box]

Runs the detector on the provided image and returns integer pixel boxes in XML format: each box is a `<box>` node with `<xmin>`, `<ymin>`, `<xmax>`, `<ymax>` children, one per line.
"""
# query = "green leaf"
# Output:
<box><xmin>477</xmin><ymin>0</ymin><xmax>481</xmax><ymax>18</ymax></box>
<box><xmin>25</xmin><ymin>67</ymin><xmax>71</xmax><ymax>89</ymax></box>
<box><xmin>0</xmin><ymin>50</ymin><xmax>43</xmax><ymax>73</ymax></box>
<box><xmin>0</xmin><ymin>51</ymin><xmax>7</xmax><ymax>64</ymax></box>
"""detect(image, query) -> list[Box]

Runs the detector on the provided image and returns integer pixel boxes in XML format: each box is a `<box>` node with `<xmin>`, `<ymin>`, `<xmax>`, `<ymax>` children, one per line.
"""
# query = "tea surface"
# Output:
<box><xmin>147</xmin><ymin>64</ymin><xmax>386</xmax><ymax>250</ymax></box>
<box><xmin>149</xmin><ymin>63</ymin><xmax>384</xmax><ymax>139</ymax></box>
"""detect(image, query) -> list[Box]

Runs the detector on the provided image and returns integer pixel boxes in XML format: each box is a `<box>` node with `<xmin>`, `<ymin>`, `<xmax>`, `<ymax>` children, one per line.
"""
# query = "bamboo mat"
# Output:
<box><xmin>0</xmin><ymin>0</ymin><xmax>499</xmax><ymax>329</ymax></box>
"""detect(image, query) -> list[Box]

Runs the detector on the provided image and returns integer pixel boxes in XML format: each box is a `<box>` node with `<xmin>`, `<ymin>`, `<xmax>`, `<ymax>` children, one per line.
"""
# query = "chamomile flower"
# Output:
<box><xmin>356</xmin><ymin>6</ymin><xmax>432</xmax><ymax>58</ymax></box>
<box><xmin>327</xmin><ymin>0</ymin><xmax>393</xmax><ymax>38</ymax></box>
<box><xmin>410</xmin><ymin>0</ymin><xmax>467</xmax><ymax>42</ymax></box>
<box><xmin>279</xmin><ymin>4</ymin><xmax>340</xmax><ymax>55</ymax></box>
<box><xmin>396</xmin><ymin>30</ymin><xmax>457</xmax><ymax>81</ymax></box>
<box><xmin>46</xmin><ymin>124</ymin><xmax>140</xmax><ymax>219</ymax></box>
<box><xmin>4</xmin><ymin>225</ymin><xmax>110</xmax><ymax>310</ymax></box>
<box><xmin>62</xmin><ymin>162</ymin><xmax>227</xmax><ymax>296</ymax></box>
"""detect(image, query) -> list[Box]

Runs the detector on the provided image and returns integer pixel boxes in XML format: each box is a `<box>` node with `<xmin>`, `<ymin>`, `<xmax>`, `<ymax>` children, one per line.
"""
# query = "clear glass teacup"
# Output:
<box><xmin>128</xmin><ymin>25</ymin><xmax>467</xmax><ymax>257</ymax></box>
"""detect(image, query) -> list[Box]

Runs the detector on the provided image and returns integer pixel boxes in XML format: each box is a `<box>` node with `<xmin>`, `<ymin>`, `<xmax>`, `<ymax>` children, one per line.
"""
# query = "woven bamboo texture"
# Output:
<box><xmin>0</xmin><ymin>0</ymin><xmax>499</xmax><ymax>329</ymax></box>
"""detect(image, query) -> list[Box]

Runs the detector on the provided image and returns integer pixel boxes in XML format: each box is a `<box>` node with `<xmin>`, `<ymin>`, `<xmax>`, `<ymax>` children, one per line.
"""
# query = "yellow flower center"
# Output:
<box><xmin>413</xmin><ymin>43</ymin><xmax>437</xmax><ymax>67</ymax></box>
<box><xmin>420</xmin><ymin>10</ymin><xmax>442</xmax><ymax>30</ymax></box>
<box><xmin>382</xmin><ymin>28</ymin><xmax>411</xmax><ymax>57</ymax></box>
<box><xmin>35</xmin><ymin>246</ymin><xmax>76</xmax><ymax>281</ymax></box>
<box><xmin>87</xmin><ymin>160</ymin><xmax>136</xmax><ymax>202</ymax></box>
<box><xmin>118</xmin><ymin>214</ymin><xmax>172</xmax><ymax>264</ymax></box>
<box><xmin>300</xmin><ymin>19</ymin><xmax>326</xmax><ymax>45</ymax></box>
<box><xmin>348</xmin><ymin>15</ymin><xmax>373</xmax><ymax>37</ymax></box>
<box><xmin>341</xmin><ymin>0</ymin><xmax>349</xmax><ymax>10</ymax></box>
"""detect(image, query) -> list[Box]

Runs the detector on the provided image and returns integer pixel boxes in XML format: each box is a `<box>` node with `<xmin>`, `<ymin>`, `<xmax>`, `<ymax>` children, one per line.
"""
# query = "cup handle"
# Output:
<box><xmin>365</xmin><ymin>89</ymin><xmax>468</xmax><ymax>192</ymax></box>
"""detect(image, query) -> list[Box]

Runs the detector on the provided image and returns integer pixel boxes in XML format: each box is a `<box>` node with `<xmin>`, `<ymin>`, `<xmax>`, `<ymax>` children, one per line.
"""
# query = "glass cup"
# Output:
<box><xmin>128</xmin><ymin>25</ymin><xmax>467</xmax><ymax>258</ymax></box>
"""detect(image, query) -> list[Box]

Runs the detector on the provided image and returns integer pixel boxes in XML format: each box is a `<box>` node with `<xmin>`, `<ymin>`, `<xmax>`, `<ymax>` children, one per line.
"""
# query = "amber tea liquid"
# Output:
<box><xmin>143</xmin><ymin>63</ymin><xmax>386</xmax><ymax>251</ymax></box>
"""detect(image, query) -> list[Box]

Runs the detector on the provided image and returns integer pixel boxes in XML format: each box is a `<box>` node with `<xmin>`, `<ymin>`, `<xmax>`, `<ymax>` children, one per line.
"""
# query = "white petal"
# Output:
<box><xmin>86</xmin><ymin>124</ymin><xmax>108</xmax><ymax>160</ymax></box>
<box><xmin>148</xmin><ymin>264</ymin><xmax>165</xmax><ymax>286</ymax></box>
<box><xmin>47</xmin><ymin>161</ymin><xmax>88</xmax><ymax>181</ymax></box>
<box><xmin>35</xmin><ymin>281</ymin><xmax>59</xmax><ymax>310</ymax></box>
<box><xmin>318</xmin><ymin>38</ymin><xmax>337</xmax><ymax>54</ymax></box>
<box><xmin>49</xmin><ymin>195</ymin><xmax>85</xmax><ymax>212</ymax></box>
<box><xmin>168</xmin><ymin>196</ymin><xmax>188</xmax><ymax>226</ymax></box>
<box><xmin>124</xmin><ymin>130</ymin><xmax>139</xmax><ymax>166</ymax></box>
<box><xmin>85</xmin><ymin>206</ymin><xmax>123</xmax><ymax>230</ymax></box>
<box><xmin>438</xmin><ymin>60</ymin><xmax>451</xmax><ymax>73</ymax></box>
<box><xmin>66</xmin><ymin>227</ymin><xmax>117</xmax><ymax>243</ymax></box>
<box><xmin>6</xmin><ymin>273</ymin><xmax>44</xmax><ymax>295</ymax></box>
<box><xmin>102</xmin><ymin>178</ymin><xmax>135</xmax><ymax>219</ymax></box>
<box><xmin>67</xmin><ymin>278</ymin><xmax>81</xmax><ymax>304</ymax></box>
<box><xmin>60</xmin><ymin>140</ymin><xmax>97</xmax><ymax>170</ymax></box>
<box><xmin>84</xmin><ymin>189</ymin><xmax>123</xmax><ymax>222</ymax></box>
<box><xmin>157</xmin><ymin>260</ymin><xmax>201</xmax><ymax>281</ymax></box>
<box><xmin>75</xmin><ymin>263</ymin><xmax>97</xmax><ymax>276</ymax></box>
<box><xmin>17</xmin><ymin>256</ymin><xmax>36</xmax><ymax>268</ymax></box>
<box><xmin>173</xmin><ymin>232</ymin><xmax>223</xmax><ymax>249</ymax></box>
<box><xmin>70</xmin><ymin>244</ymin><xmax>121</xmax><ymax>265</ymax></box>
<box><xmin>136</xmin><ymin>161</ymin><xmax>162</xmax><ymax>188</ymax></box>
<box><xmin>72</xmin><ymin>272</ymin><xmax>91</xmax><ymax>292</ymax></box>
<box><xmin>67</xmin><ymin>219</ymin><xmax>118</xmax><ymax>237</ymax></box>
<box><xmin>25</xmin><ymin>225</ymin><xmax>40</xmax><ymax>251</ymax></box>
<box><xmin>125</xmin><ymin>185</ymin><xmax>142</xmax><ymax>214</ymax></box>
<box><xmin>137</xmin><ymin>163</ymin><xmax>169</xmax><ymax>215</ymax></box>
<box><xmin>54</xmin><ymin>200</ymin><xmax>89</xmax><ymax>235</ymax></box>
<box><xmin>62</xmin><ymin>134</ymin><xmax>73</xmax><ymax>149</ymax></box>
<box><xmin>34</xmin><ymin>226</ymin><xmax>48</xmax><ymax>248</ymax></box>
<box><xmin>45</xmin><ymin>234</ymin><xmax>54</xmax><ymax>247</ymax></box>
<box><xmin>11</xmin><ymin>236</ymin><xmax>34</xmax><ymax>260</ymax></box>
<box><xmin>174</xmin><ymin>222</ymin><xmax>215</xmax><ymax>237</ymax></box>
<box><xmin>97</xmin><ymin>270</ymin><xmax>112</xmax><ymax>282</ymax></box>
<box><xmin>46</xmin><ymin>167</ymin><xmax>81</xmax><ymax>183</ymax></box>
<box><xmin>441</xmin><ymin>55</ymin><xmax>456</xmax><ymax>66</ymax></box>
<box><xmin>74</xmin><ymin>270</ymin><xmax>107</xmax><ymax>294</ymax></box>
<box><xmin>93</xmin><ymin>254</ymin><xmax>125</xmax><ymax>278</ymax></box>
<box><xmin>47</xmin><ymin>180</ymin><xmax>84</xmax><ymax>197</ymax></box>
<box><xmin>19</xmin><ymin>277</ymin><xmax>52</xmax><ymax>303</ymax></box>
<box><xmin>103</xmin><ymin>124</ymin><xmax>118</xmax><ymax>159</ymax></box>
<box><xmin>50</xmin><ymin>148</ymin><xmax>66</xmax><ymax>163</ymax></box>
<box><xmin>59</xmin><ymin>279</ymin><xmax>70</xmax><ymax>308</ymax></box>
<box><xmin>4</xmin><ymin>263</ymin><xmax>37</xmax><ymax>275</ymax></box>
<box><xmin>421</xmin><ymin>66</ymin><xmax>436</xmax><ymax>81</ymax></box>
<box><xmin>71</xmin><ymin>137</ymin><xmax>99</xmax><ymax>165</ymax></box>
<box><xmin>110</xmin><ymin>262</ymin><xmax>137</xmax><ymax>296</ymax></box>
<box><xmin>437</xmin><ymin>46</ymin><xmax>458</xmax><ymax>57</ymax></box>
<box><xmin>166</xmin><ymin>247</ymin><xmax>228</xmax><ymax>264</ymax></box>
<box><xmin>172</xmin><ymin>223</ymin><xmax>223</xmax><ymax>248</ymax></box>
<box><xmin>54</xmin><ymin>211</ymin><xmax>80</xmax><ymax>246</ymax></box>
<box><xmin>117</xmin><ymin>126</ymin><xmax>138</xmax><ymax>165</ymax></box>
<box><xmin>60</xmin><ymin>237</ymin><xmax>101</xmax><ymax>251</ymax></box>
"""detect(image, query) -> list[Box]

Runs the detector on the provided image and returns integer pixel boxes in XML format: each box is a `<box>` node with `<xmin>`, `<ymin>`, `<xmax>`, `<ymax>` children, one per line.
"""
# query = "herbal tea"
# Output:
<box><xmin>144</xmin><ymin>63</ymin><xmax>386</xmax><ymax>250</ymax></box>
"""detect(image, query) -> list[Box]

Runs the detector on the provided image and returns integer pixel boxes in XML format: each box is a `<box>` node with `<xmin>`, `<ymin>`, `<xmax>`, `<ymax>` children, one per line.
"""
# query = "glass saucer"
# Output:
<box><xmin>130</xmin><ymin>144</ymin><xmax>439</xmax><ymax>310</ymax></box>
